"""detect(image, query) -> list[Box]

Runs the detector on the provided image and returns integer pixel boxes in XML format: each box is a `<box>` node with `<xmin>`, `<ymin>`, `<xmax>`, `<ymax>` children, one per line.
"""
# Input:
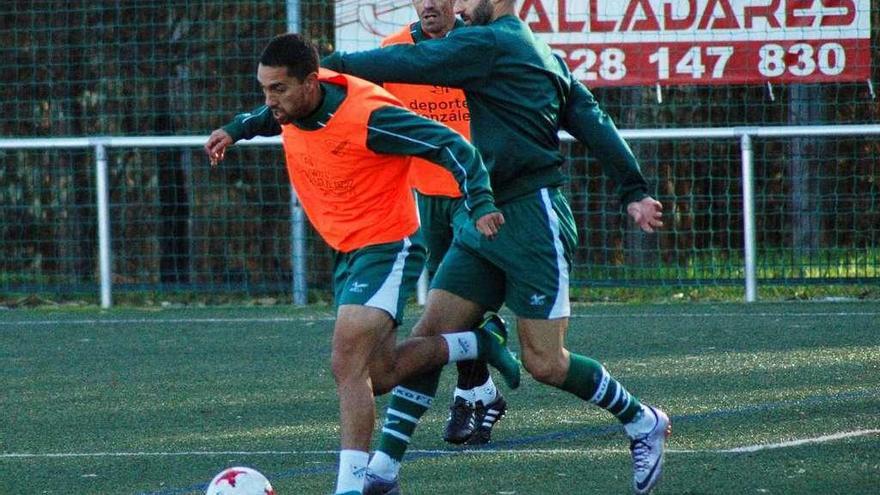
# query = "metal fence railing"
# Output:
<box><xmin>3</xmin><ymin>124</ymin><xmax>878</xmax><ymax>307</ymax></box>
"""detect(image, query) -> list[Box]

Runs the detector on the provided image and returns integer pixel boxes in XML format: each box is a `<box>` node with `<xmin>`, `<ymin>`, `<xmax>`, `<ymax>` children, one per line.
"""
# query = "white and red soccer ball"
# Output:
<box><xmin>205</xmin><ymin>466</ymin><xmax>275</xmax><ymax>495</ymax></box>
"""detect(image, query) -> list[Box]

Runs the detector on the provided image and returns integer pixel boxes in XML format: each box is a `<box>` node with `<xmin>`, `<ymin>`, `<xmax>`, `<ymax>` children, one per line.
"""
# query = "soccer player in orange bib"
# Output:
<box><xmin>204</xmin><ymin>34</ymin><xmax>520</xmax><ymax>495</ymax></box>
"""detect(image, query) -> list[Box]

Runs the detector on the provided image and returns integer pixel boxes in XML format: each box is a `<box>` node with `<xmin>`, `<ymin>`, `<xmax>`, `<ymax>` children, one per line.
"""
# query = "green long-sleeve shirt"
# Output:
<box><xmin>222</xmin><ymin>81</ymin><xmax>498</xmax><ymax>220</ymax></box>
<box><xmin>558</xmin><ymin>58</ymin><xmax>649</xmax><ymax>206</ymax></box>
<box><xmin>323</xmin><ymin>14</ymin><xmax>648</xmax><ymax>206</ymax></box>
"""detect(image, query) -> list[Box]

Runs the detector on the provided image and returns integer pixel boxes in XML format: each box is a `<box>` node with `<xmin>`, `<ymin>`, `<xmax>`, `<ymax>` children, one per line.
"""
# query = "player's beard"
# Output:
<box><xmin>269</xmin><ymin>82</ymin><xmax>320</xmax><ymax>125</ymax></box>
<box><xmin>466</xmin><ymin>0</ymin><xmax>494</xmax><ymax>26</ymax></box>
<box><xmin>270</xmin><ymin>88</ymin><xmax>311</xmax><ymax>125</ymax></box>
<box><xmin>271</xmin><ymin>108</ymin><xmax>292</xmax><ymax>125</ymax></box>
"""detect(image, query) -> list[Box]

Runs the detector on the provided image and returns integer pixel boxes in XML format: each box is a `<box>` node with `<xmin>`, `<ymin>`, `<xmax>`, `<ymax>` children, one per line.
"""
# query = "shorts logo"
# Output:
<box><xmin>529</xmin><ymin>294</ymin><xmax>547</xmax><ymax>306</ymax></box>
<box><xmin>349</xmin><ymin>281</ymin><xmax>369</xmax><ymax>293</ymax></box>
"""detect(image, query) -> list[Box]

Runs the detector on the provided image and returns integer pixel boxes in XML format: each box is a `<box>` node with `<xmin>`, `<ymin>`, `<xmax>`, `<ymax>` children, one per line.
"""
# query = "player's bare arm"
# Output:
<box><xmin>626</xmin><ymin>196</ymin><xmax>664</xmax><ymax>233</ymax></box>
<box><xmin>204</xmin><ymin>128</ymin><xmax>234</xmax><ymax>167</ymax></box>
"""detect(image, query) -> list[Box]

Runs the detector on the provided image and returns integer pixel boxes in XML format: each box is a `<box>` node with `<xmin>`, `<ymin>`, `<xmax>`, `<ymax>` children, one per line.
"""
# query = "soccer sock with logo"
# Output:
<box><xmin>335</xmin><ymin>449</ymin><xmax>369</xmax><ymax>494</ymax></box>
<box><xmin>560</xmin><ymin>353</ymin><xmax>642</xmax><ymax>423</ymax></box>
<box><xmin>368</xmin><ymin>369</ymin><xmax>442</xmax><ymax>480</ymax></box>
<box><xmin>453</xmin><ymin>374</ymin><xmax>498</xmax><ymax>405</ymax></box>
<box><xmin>472</xmin><ymin>375</ymin><xmax>498</xmax><ymax>405</ymax></box>
<box><xmin>441</xmin><ymin>332</ymin><xmax>479</xmax><ymax>362</ymax></box>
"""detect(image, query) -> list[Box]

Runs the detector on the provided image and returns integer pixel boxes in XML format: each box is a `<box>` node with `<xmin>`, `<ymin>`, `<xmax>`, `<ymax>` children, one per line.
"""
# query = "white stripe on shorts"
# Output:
<box><xmin>540</xmin><ymin>188</ymin><xmax>571</xmax><ymax>318</ymax></box>
<box><xmin>364</xmin><ymin>237</ymin><xmax>412</xmax><ymax>319</ymax></box>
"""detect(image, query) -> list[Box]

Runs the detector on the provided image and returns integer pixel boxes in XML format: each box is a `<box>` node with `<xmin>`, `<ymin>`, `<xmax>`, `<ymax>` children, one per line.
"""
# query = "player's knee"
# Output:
<box><xmin>329</xmin><ymin>350</ymin><xmax>351</xmax><ymax>384</ymax></box>
<box><xmin>330</xmin><ymin>339</ymin><xmax>368</xmax><ymax>384</ymax></box>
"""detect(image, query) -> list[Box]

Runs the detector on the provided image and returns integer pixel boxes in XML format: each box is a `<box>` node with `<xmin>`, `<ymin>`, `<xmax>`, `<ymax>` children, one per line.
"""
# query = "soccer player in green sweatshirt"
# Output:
<box><xmin>323</xmin><ymin>1</ymin><xmax>669</xmax><ymax>494</ymax></box>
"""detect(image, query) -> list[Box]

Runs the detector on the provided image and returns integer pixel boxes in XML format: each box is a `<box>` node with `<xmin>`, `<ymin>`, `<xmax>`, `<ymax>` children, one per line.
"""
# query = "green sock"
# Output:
<box><xmin>560</xmin><ymin>353</ymin><xmax>642</xmax><ymax>423</ymax></box>
<box><xmin>376</xmin><ymin>369</ymin><xmax>442</xmax><ymax>462</ymax></box>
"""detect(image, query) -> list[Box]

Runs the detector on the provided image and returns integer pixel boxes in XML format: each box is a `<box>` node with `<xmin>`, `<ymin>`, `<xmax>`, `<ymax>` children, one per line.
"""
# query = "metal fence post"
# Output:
<box><xmin>94</xmin><ymin>141</ymin><xmax>113</xmax><ymax>308</ymax></box>
<box><xmin>740</xmin><ymin>133</ymin><xmax>757</xmax><ymax>302</ymax></box>
<box><xmin>286</xmin><ymin>0</ymin><xmax>301</xmax><ymax>33</ymax></box>
<box><xmin>290</xmin><ymin>185</ymin><xmax>307</xmax><ymax>306</ymax></box>
<box><xmin>286</xmin><ymin>0</ymin><xmax>307</xmax><ymax>306</ymax></box>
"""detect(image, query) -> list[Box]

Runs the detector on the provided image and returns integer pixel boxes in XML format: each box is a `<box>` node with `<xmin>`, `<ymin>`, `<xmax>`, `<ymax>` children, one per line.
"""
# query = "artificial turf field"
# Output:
<box><xmin>1</xmin><ymin>302</ymin><xmax>878</xmax><ymax>494</ymax></box>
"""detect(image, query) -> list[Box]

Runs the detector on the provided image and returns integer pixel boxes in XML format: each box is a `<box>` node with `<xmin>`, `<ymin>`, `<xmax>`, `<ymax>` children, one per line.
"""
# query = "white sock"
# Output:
<box><xmin>453</xmin><ymin>387</ymin><xmax>475</xmax><ymax>403</ymax></box>
<box><xmin>336</xmin><ymin>449</ymin><xmax>369</xmax><ymax>494</ymax></box>
<box><xmin>623</xmin><ymin>405</ymin><xmax>657</xmax><ymax>438</ymax></box>
<box><xmin>442</xmin><ymin>332</ymin><xmax>479</xmax><ymax>363</ymax></box>
<box><xmin>472</xmin><ymin>376</ymin><xmax>498</xmax><ymax>405</ymax></box>
<box><xmin>368</xmin><ymin>450</ymin><xmax>401</xmax><ymax>481</ymax></box>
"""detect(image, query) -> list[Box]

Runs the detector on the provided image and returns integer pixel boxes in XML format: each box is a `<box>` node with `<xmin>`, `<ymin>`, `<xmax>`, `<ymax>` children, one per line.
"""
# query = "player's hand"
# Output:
<box><xmin>204</xmin><ymin>129</ymin><xmax>233</xmax><ymax>167</ymax></box>
<box><xmin>475</xmin><ymin>211</ymin><xmax>505</xmax><ymax>240</ymax></box>
<box><xmin>627</xmin><ymin>196</ymin><xmax>664</xmax><ymax>233</ymax></box>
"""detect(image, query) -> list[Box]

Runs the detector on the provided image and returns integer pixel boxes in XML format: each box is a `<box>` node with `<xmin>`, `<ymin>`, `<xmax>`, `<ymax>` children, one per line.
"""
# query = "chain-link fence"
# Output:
<box><xmin>2</xmin><ymin>1</ymin><xmax>878</xmax><ymax>302</ymax></box>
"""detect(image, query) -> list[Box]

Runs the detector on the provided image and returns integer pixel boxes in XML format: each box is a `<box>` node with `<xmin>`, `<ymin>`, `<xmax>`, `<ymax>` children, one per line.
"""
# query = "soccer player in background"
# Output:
<box><xmin>203</xmin><ymin>33</ymin><xmax>520</xmax><ymax>495</ymax></box>
<box><xmin>380</xmin><ymin>0</ymin><xmax>508</xmax><ymax>446</ymax></box>
<box><xmin>322</xmin><ymin>0</ymin><xmax>670</xmax><ymax>493</ymax></box>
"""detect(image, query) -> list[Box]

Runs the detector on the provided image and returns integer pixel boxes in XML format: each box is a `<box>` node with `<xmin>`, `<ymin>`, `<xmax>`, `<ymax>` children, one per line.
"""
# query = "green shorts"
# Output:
<box><xmin>432</xmin><ymin>187</ymin><xmax>577</xmax><ymax>319</ymax></box>
<box><xmin>416</xmin><ymin>192</ymin><xmax>467</xmax><ymax>276</ymax></box>
<box><xmin>333</xmin><ymin>232</ymin><xmax>427</xmax><ymax>326</ymax></box>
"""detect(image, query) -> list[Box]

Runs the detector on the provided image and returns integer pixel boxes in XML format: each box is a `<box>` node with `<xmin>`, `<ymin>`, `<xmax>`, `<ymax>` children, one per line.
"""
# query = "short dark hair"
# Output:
<box><xmin>260</xmin><ymin>33</ymin><xmax>319</xmax><ymax>81</ymax></box>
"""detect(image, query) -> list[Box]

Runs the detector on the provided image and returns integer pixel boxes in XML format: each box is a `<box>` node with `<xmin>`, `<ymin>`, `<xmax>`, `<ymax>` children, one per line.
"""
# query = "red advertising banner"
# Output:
<box><xmin>336</xmin><ymin>1</ymin><xmax>872</xmax><ymax>87</ymax></box>
<box><xmin>524</xmin><ymin>0</ymin><xmax>872</xmax><ymax>87</ymax></box>
<box><xmin>550</xmin><ymin>39</ymin><xmax>871</xmax><ymax>86</ymax></box>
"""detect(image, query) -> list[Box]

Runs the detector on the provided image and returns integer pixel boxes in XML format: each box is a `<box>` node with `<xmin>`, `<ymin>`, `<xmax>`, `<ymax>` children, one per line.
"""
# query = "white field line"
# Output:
<box><xmin>0</xmin><ymin>317</ymin><xmax>337</xmax><ymax>326</ymax></box>
<box><xmin>708</xmin><ymin>428</ymin><xmax>880</xmax><ymax>454</ymax></box>
<box><xmin>2</xmin><ymin>429</ymin><xmax>877</xmax><ymax>460</ymax></box>
<box><xmin>2</xmin><ymin>312</ymin><xmax>879</xmax><ymax>327</ymax></box>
